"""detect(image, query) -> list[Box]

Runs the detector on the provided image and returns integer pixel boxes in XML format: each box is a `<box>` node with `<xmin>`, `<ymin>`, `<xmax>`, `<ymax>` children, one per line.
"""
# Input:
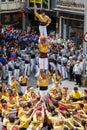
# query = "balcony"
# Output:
<box><xmin>55</xmin><ymin>0</ymin><xmax>85</xmax><ymax>15</ymax></box>
<box><xmin>0</xmin><ymin>0</ymin><xmax>21</xmax><ymax>12</ymax></box>
<box><xmin>56</xmin><ymin>0</ymin><xmax>84</xmax><ymax>8</ymax></box>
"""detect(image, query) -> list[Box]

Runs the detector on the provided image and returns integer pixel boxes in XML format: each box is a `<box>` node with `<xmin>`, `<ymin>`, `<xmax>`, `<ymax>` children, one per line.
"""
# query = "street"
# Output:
<box><xmin>29</xmin><ymin>74</ymin><xmax>87</xmax><ymax>93</ymax></box>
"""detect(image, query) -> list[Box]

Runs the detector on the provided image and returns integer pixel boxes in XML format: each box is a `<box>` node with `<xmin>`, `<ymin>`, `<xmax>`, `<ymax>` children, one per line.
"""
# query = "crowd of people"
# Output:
<box><xmin>0</xmin><ymin>26</ymin><xmax>87</xmax><ymax>130</ymax></box>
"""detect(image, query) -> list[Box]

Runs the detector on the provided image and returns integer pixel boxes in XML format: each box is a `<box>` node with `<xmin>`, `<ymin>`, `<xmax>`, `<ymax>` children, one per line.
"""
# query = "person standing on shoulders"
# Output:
<box><xmin>38</xmin><ymin>37</ymin><xmax>49</xmax><ymax>72</ymax></box>
<box><xmin>34</xmin><ymin>4</ymin><xmax>51</xmax><ymax>37</ymax></box>
<box><xmin>37</xmin><ymin>70</ymin><xmax>51</xmax><ymax>98</ymax></box>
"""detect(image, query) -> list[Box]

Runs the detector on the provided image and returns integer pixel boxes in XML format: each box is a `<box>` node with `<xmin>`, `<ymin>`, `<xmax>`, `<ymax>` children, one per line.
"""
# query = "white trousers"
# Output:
<box><xmin>0</xmin><ymin>121</ymin><xmax>2</xmax><ymax>130</ymax></box>
<box><xmin>40</xmin><ymin>89</ymin><xmax>48</xmax><ymax>98</ymax></box>
<box><xmin>21</xmin><ymin>86</ymin><xmax>27</xmax><ymax>94</ymax></box>
<box><xmin>57</xmin><ymin>64</ymin><xmax>62</xmax><ymax>74</ymax></box>
<box><xmin>2</xmin><ymin>65</ymin><xmax>7</xmax><ymax>80</ymax></box>
<box><xmin>8</xmin><ymin>71</ymin><xmax>12</xmax><ymax>84</ymax></box>
<box><xmin>35</xmin><ymin>65</ymin><xmax>40</xmax><ymax>77</ymax></box>
<box><xmin>39</xmin><ymin>25</ymin><xmax>47</xmax><ymax>37</ymax></box>
<box><xmin>25</xmin><ymin>64</ymin><xmax>30</xmax><ymax>76</ymax></box>
<box><xmin>14</xmin><ymin>69</ymin><xmax>20</xmax><ymax>80</ymax></box>
<box><xmin>62</xmin><ymin>66</ymin><xmax>68</xmax><ymax>79</ymax></box>
<box><xmin>49</xmin><ymin>62</ymin><xmax>56</xmax><ymax>71</ymax></box>
<box><xmin>39</xmin><ymin>58</ymin><xmax>48</xmax><ymax>70</ymax></box>
<box><xmin>30</xmin><ymin>58</ymin><xmax>35</xmax><ymax>72</ymax></box>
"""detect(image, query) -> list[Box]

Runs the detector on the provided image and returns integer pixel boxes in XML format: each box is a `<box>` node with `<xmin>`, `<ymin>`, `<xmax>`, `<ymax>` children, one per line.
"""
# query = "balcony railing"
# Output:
<box><xmin>0</xmin><ymin>0</ymin><xmax>21</xmax><ymax>11</ymax></box>
<box><xmin>56</xmin><ymin>0</ymin><xmax>84</xmax><ymax>8</ymax></box>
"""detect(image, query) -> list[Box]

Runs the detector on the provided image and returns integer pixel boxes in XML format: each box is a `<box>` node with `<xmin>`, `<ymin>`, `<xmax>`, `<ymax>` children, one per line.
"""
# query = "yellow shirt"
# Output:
<box><xmin>34</xmin><ymin>9</ymin><xmax>51</xmax><ymax>25</ymax></box>
<box><xmin>19</xmin><ymin>76</ymin><xmax>29</xmax><ymax>84</ymax></box>
<box><xmin>7</xmin><ymin>122</ymin><xmax>17</xmax><ymax>130</ymax></box>
<box><xmin>24</xmin><ymin>90</ymin><xmax>31</xmax><ymax>100</ymax></box>
<box><xmin>38</xmin><ymin>75</ymin><xmax>50</xmax><ymax>87</ymax></box>
<box><xmin>7</xmin><ymin>97</ymin><xmax>16</xmax><ymax>107</ymax></box>
<box><xmin>54</xmin><ymin>125</ymin><xmax>64</xmax><ymax>130</ymax></box>
<box><xmin>50</xmin><ymin>85</ymin><xmax>61</xmax><ymax>93</ymax></box>
<box><xmin>2</xmin><ymin>108</ymin><xmax>8</xmax><ymax>117</ymax></box>
<box><xmin>31</xmin><ymin>110</ymin><xmax>44</xmax><ymax>130</ymax></box>
<box><xmin>70</xmin><ymin>90</ymin><xmax>82</xmax><ymax>99</ymax></box>
<box><xmin>0</xmin><ymin>95</ymin><xmax>8</xmax><ymax>101</ymax></box>
<box><xmin>3</xmin><ymin>117</ymin><xmax>9</xmax><ymax>126</ymax></box>
<box><xmin>10</xmin><ymin>80</ymin><xmax>19</xmax><ymax>91</ymax></box>
<box><xmin>18</xmin><ymin>108</ymin><xmax>26</xmax><ymax>118</ymax></box>
<box><xmin>19</xmin><ymin>115</ymin><xmax>30</xmax><ymax>128</ymax></box>
<box><xmin>52</xmin><ymin>74</ymin><xmax>62</xmax><ymax>83</ymax></box>
<box><xmin>38</xmin><ymin>43</ymin><xmax>49</xmax><ymax>53</ymax></box>
<box><xmin>84</xmin><ymin>103</ymin><xmax>87</xmax><ymax>109</ymax></box>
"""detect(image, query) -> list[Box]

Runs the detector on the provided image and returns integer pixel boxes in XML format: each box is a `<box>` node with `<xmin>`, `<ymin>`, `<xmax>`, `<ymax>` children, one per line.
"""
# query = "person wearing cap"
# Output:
<box><xmin>38</xmin><ymin>37</ymin><xmax>49</xmax><ymax>71</ymax></box>
<box><xmin>70</xmin><ymin>87</ymin><xmax>83</xmax><ymax>102</ymax></box>
<box><xmin>34</xmin><ymin>4</ymin><xmax>51</xmax><ymax>37</ymax></box>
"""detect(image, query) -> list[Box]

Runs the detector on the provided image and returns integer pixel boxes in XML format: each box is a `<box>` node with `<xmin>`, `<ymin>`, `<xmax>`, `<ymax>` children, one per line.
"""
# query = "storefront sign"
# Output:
<box><xmin>1</xmin><ymin>12</ymin><xmax>19</xmax><ymax>25</ymax></box>
<box><xmin>30</xmin><ymin>0</ymin><xmax>41</xmax><ymax>3</ymax></box>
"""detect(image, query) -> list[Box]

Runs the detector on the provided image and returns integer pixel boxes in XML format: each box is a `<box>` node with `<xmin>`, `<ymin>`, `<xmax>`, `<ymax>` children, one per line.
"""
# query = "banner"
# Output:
<box><xmin>29</xmin><ymin>0</ymin><xmax>41</xmax><ymax>8</ymax></box>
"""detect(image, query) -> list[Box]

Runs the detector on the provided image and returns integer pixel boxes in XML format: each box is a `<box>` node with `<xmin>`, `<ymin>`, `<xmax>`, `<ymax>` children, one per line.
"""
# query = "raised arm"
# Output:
<box><xmin>34</xmin><ymin>4</ymin><xmax>40</xmax><ymax>19</ymax></box>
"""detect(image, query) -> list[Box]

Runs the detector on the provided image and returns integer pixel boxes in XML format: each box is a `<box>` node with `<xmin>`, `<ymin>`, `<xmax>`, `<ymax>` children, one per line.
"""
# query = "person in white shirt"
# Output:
<box><xmin>73</xmin><ymin>60</ymin><xmax>83</xmax><ymax>87</ymax></box>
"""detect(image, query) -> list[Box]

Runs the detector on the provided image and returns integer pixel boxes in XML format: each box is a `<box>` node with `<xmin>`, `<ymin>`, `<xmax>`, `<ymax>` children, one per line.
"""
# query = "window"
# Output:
<box><xmin>42</xmin><ymin>0</ymin><xmax>48</xmax><ymax>9</ymax></box>
<box><xmin>1</xmin><ymin>0</ymin><xmax>6</xmax><ymax>2</ymax></box>
<box><xmin>29</xmin><ymin>0</ymin><xmax>41</xmax><ymax>8</ymax></box>
<box><xmin>9</xmin><ymin>0</ymin><xmax>14</xmax><ymax>1</ymax></box>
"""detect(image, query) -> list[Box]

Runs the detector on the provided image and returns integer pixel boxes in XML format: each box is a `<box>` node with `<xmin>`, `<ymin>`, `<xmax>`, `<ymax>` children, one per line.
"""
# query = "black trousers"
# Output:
<box><xmin>75</xmin><ymin>74</ymin><xmax>81</xmax><ymax>86</ymax></box>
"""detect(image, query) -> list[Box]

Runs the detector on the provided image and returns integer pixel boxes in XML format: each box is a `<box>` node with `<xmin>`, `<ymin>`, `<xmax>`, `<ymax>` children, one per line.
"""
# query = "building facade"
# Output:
<box><xmin>1</xmin><ymin>0</ymin><xmax>83</xmax><ymax>44</ymax></box>
<box><xmin>23</xmin><ymin>0</ymin><xmax>84</xmax><ymax>44</ymax></box>
<box><xmin>55</xmin><ymin>0</ymin><xmax>84</xmax><ymax>44</ymax></box>
<box><xmin>0</xmin><ymin>0</ymin><xmax>25</xmax><ymax>27</ymax></box>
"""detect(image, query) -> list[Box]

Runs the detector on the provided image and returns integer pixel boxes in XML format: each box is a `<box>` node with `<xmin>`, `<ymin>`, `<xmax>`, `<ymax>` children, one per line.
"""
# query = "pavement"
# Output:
<box><xmin>28</xmin><ymin>74</ymin><xmax>87</xmax><ymax>93</ymax></box>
